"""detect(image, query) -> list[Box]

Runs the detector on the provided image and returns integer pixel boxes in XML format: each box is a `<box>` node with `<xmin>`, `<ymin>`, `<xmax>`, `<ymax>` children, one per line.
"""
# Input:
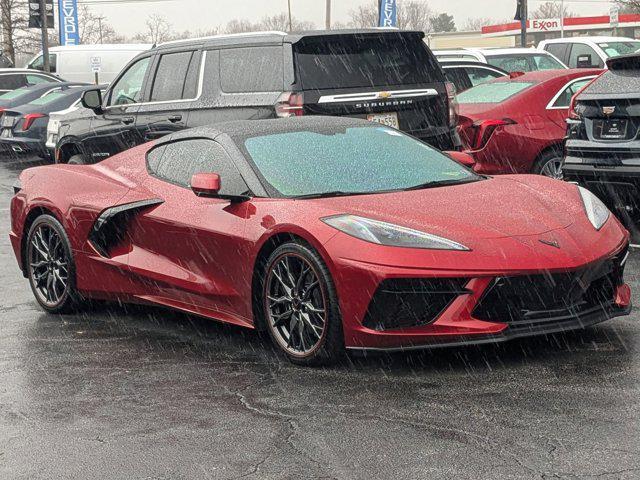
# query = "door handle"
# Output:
<box><xmin>168</xmin><ymin>114</ymin><xmax>182</xmax><ymax>123</ymax></box>
<box><xmin>122</xmin><ymin>117</ymin><xmax>135</xmax><ymax>125</ymax></box>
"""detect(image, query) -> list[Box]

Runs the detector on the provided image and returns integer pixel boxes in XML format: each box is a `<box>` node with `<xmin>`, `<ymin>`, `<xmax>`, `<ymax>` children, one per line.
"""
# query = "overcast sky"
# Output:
<box><xmin>86</xmin><ymin>0</ymin><xmax>612</xmax><ymax>37</ymax></box>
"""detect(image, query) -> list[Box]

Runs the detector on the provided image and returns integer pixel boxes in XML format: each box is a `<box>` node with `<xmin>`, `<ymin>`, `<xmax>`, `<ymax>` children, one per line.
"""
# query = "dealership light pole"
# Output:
<box><xmin>515</xmin><ymin>0</ymin><xmax>528</xmax><ymax>47</ymax></box>
<box><xmin>560</xmin><ymin>0</ymin><xmax>564</xmax><ymax>37</ymax></box>
<box><xmin>287</xmin><ymin>0</ymin><xmax>292</xmax><ymax>31</ymax></box>
<box><xmin>326</xmin><ymin>0</ymin><xmax>331</xmax><ymax>29</ymax></box>
<box><xmin>39</xmin><ymin>0</ymin><xmax>50</xmax><ymax>72</ymax></box>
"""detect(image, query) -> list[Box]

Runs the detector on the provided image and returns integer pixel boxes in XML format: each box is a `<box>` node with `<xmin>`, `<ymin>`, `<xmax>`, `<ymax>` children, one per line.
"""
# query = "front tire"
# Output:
<box><xmin>26</xmin><ymin>215</ymin><xmax>79</xmax><ymax>313</ymax></box>
<box><xmin>262</xmin><ymin>242</ymin><xmax>344</xmax><ymax>366</ymax></box>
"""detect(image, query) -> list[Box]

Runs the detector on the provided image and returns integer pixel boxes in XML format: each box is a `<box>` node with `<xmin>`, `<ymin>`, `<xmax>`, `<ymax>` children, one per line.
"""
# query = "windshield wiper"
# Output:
<box><xmin>404</xmin><ymin>177</ymin><xmax>483</xmax><ymax>191</ymax></box>
<box><xmin>293</xmin><ymin>190</ymin><xmax>369</xmax><ymax>200</ymax></box>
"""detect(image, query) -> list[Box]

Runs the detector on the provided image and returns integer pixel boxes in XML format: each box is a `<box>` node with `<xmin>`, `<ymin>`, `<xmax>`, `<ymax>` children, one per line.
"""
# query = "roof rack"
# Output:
<box><xmin>158</xmin><ymin>31</ymin><xmax>287</xmax><ymax>47</ymax></box>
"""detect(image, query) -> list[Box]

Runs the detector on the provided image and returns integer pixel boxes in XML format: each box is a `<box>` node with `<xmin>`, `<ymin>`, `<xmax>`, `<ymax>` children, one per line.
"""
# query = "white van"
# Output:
<box><xmin>26</xmin><ymin>44</ymin><xmax>152</xmax><ymax>84</ymax></box>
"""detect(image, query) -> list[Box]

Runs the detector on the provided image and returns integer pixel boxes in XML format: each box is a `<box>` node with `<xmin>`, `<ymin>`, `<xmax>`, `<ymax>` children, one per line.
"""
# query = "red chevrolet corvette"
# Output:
<box><xmin>457</xmin><ymin>69</ymin><xmax>603</xmax><ymax>178</ymax></box>
<box><xmin>9</xmin><ymin>117</ymin><xmax>631</xmax><ymax>365</ymax></box>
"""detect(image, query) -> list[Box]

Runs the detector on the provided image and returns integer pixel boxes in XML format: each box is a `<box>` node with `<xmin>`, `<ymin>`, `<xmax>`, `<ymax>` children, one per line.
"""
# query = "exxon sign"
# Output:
<box><xmin>530</xmin><ymin>18</ymin><xmax>562</xmax><ymax>33</ymax></box>
<box><xmin>58</xmin><ymin>0</ymin><xmax>80</xmax><ymax>46</ymax></box>
<box><xmin>378</xmin><ymin>0</ymin><xmax>397</xmax><ymax>27</ymax></box>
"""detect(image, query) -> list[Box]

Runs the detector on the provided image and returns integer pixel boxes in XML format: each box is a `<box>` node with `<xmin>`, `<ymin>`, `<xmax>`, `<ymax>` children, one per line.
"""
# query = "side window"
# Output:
<box><xmin>28</xmin><ymin>54</ymin><xmax>57</xmax><ymax>73</ymax></box>
<box><xmin>466</xmin><ymin>67</ymin><xmax>505</xmax><ymax>87</ymax></box>
<box><xmin>220</xmin><ymin>47</ymin><xmax>283</xmax><ymax>93</ymax></box>
<box><xmin>551</xmin><ymin>78</ymin><xmax>593</xmax><ymax>108</ymax></box>
<box><xmin>150</xmin><ymin>51</ymin><xmax>196</xmax><ymax>102</ymax></box>
<box><xmin>108</xmin><ymin>56</ymin><xmax>151</xmax><ymax>106</ymax></box>
<box><xmin>545</xmin><ymin>43</ymin><xmax>568</xmax><ymax>64</ymax></box>
<box><xmin>26</xmin><ymin>74</ymin><xmax>56</xmax><ymax>85</ymax></box>
<box><xmin>443</xmin><ymin>68</ymin><xmax>472</xmax><ymax>93</ymax></box>
<box><xmin>568</xmin><ymin>43</ymin><xmax>604</xmax><ymax>68</ymax></box>
<box><xmin>147</xmin><ymin>139</ymin><xmax>248</xmax><ymax>195</ymax></box>
<box><xmin>0</xmin><ymin>74</ymin><xmax>26</xmax><ymax>91</ymax></box>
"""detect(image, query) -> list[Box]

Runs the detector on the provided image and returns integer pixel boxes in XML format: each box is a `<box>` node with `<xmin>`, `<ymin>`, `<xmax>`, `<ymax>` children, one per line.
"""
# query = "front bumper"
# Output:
<box><xmin>327</xmin><ymin>226</ymin><xmax>631</xmax><ymax>350</ymax></box>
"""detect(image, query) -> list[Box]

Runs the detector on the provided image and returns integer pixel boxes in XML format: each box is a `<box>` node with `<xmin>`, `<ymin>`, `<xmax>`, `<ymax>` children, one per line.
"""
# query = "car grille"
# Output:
<box><xmin>472</xmin><ymin>247</ymin><xmax>628</xmax><ymax>332</ymax></box>
<box><xmin>363</xmin><ymin>278</ymin><xmax>469</xmax><ymax>331</ymax></box>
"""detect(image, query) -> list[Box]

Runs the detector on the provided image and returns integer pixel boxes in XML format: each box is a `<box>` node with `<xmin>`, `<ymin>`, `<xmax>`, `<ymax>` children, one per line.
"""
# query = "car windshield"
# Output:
<box><xmin>597</xmin><ymin>41</ymin><xmax>640</xmax><ymax>57</ymax></box>
<box><xmin>240</xmin><ymin>126</ymin><xmax>479</xmax><ymax>197</ymax></box>
<box><xmin>486</xmin><ymin>54</ymin><xmax>564</xmax><ymax>72</ymax></box>
<box><xmin>0</xmin><ymin>87</ymin><xmax>30</xmax><ymax>100</ymax></box>
<box><xmin>28</xmin><ymin>91</ymin><xmax>67</xmax><ymax>105</ymax></box>
<box><xmin>457</xmin><ymin>81</ymin><xmax>534</xmax><ymax>104</ymax></box>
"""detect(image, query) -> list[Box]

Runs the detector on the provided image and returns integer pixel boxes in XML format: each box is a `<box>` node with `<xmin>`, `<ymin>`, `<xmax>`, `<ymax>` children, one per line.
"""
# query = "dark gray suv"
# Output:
<box><xmin>55</xmin><ymin>29</ymin><xmax>459</xmax><ymax>164</ymax></box>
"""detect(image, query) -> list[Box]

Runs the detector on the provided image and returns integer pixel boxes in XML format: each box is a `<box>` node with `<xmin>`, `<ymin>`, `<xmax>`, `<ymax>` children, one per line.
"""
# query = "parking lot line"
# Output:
<box><xmin>631</xmin><ymin>244</ymin><xmax>639</xmax><ymax>249</ymax></box>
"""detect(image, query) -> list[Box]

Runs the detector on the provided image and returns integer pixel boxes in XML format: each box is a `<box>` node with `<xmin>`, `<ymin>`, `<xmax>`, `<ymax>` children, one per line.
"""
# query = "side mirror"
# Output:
<box><xmin>190</xmin><ymin>173</ymin><xmax>220</xmax><ymax>197</ymax></box>
<box><xmin>445</xmin><ymin>150</ymin><xmax>476</xmax><ymax>168</ymax></box>
<box><xmin>81</xmin><ymin>88</ymin><xmax>103</xmax><ymax>112</ymax></box>
<box><xmin>576</xmin><ymin>54</ymin><xmax>593</xmax><ymax>69</ymax></box>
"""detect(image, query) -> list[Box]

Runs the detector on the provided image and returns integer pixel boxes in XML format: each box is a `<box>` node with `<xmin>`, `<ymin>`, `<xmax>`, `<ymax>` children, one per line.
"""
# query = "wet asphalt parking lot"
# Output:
<box><xmin>0</xmin><ymin>156</ymin><xmax>638</xmax><ymax>479</ymax></box>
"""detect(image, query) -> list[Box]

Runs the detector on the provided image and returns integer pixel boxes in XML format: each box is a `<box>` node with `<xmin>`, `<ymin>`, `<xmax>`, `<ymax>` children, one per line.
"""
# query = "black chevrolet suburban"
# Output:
<box><xmin>564</xmin><ymin>54</ymin><xmax>640</xmax><ymax>228</ymax></box>
<box><xmin>55</xmin><ymin>29</ymin><xmax>459</xmax><ymax>164</ymax></box>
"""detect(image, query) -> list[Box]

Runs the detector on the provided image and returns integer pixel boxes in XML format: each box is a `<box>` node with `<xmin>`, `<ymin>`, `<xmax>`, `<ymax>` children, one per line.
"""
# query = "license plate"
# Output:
<box><xmin>1</xmin><ymin>128</ymin><xmax>12</xmax><ymax>138</ymax></box>
<box><xmin>597</xmin><ymin>119</ymin><xmax>628</xmax><ymax>139</ymax></box>
<box><xmin>1</xmin><ymin>116</ymin><xmax>14</xmax><ymax>128</ymax></box>
<box><xmin>367</xmin><ymin>112</ymin><xmax>399</xmax><ymax>129</ymax></box>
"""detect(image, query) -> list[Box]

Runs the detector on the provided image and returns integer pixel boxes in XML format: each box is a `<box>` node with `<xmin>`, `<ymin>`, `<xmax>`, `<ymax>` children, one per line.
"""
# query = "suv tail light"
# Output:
<box><xmin>445</xmin><ymin>81</ymin><xmax>458</xmax><ymax>127</ymax></box>
<box><xmin>20</xmin><ymin>113</ymin><xmax>46</xmax><ymax>131</ymax></box>
<box><xmin>275</xmin><ymin>92</ymin><xmax>304</xmax><ymax>117</ymax></box>
<box><xmin>471</xmin><ymin>118</ymin><xmax>516</xmax><ymax>150</ymax></box>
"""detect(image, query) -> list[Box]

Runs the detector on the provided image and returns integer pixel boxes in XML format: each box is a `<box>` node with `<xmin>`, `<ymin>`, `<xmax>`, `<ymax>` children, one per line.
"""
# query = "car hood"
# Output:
<box><xmin>308</xmin><ymin>175</ymin><xmax>585</xmax><ymax>243</ymax></box>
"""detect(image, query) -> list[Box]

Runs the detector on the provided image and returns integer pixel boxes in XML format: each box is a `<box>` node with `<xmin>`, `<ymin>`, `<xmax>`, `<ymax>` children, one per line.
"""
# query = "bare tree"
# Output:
<box><xmin>222</xmin><ymin>19</ymin><xmax>256</xmax><ymax>34</ymax></box>
<box><xmin>134</xmin><ymin>14</ymin><xmax>173</xmax><ymax>43</ymax></box>
<box><xmin>617</xmin><ymin>0</ymin><xmax>640</xmax><ymax>13</ymax></box>
<box><xmin>531</xmin><ymin>1</ymin><xmax>574</xmax><ymax>18</ymax></box>
<box><xmin>348</xmin><ymin>1</ymin><xmax>434</xmax><ymax>32</ymax></box>
<box><xmin>462</xmin><ymin>17</ymin><xmax>503</xmax><ymax>31</ymax></box>
<box><xmin>1</xmin><ymin>0</ymin><xmax>56</xmax><ymax>64</ymax></box>
<box><xmin>259</xmin><ymin>12</ymin><xmax>315</xmax><ymax>32</ymax></box>
<box><xmin>398</xmin><ymin>1</ymin><xmax>434</xmax><ymax>31</ymax></box>
<box><xmin>78</xmin><ymin>6</ymin><xmax>123</xmax><ymax>44</ymax></box>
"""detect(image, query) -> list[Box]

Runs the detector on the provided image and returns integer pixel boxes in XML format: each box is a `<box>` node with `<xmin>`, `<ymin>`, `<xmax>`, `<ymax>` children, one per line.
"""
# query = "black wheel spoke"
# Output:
<box><xmin>28</xmin><ymin>224</ymin><xmax>69</xmax><ymax>308</ymax></box>
<box><xmin>266</xmin><ymin>253</ymin><xmax>327</xmax><ymax>355</ymax></box>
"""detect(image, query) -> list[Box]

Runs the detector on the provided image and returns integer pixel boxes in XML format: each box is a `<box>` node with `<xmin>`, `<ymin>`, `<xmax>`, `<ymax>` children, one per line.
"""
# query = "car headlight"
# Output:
<box><xmin>322</xmin><ymin>214</ymin><xmax>469</xmax><ymax>250</ymax></box>
<box><xmin>577</xmin><ymin>186</ymin><xmax>610</xmax><ymax>230</ymax></box>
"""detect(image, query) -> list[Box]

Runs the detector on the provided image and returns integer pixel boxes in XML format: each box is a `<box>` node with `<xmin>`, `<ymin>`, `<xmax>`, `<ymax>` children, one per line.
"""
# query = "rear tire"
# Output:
<box><xmin>261</xmin><ymin>242</ymin><xmax>344</xmax><ymax>366</ymax></box>
<box><xmin>67</xmin><ymin>154</ymin><xmax>85</xmax><ymax>165</ymax></box>
<box><xmin>25</xmin><ymin>215</ymin><xmax>80</xmax><ymax>314</ymax></box>
<box><xmin>534</xmin><ymin>149</ymin><xmax>563</xmax><ymax>179</ymax></box>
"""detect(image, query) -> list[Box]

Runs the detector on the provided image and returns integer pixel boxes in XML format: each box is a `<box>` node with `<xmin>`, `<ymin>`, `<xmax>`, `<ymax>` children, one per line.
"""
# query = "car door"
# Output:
<box><xmin>82</xmin><ymin>55</ymin><xmax>153</xmax><ymax>162</ymax></box>
<box><xmin>135</xmin><ymin>49</ymin><xmax>201</xmax><ymax>142</ymax></box>
<box><xmin>568</xmin><ymin>43</ymin><xmax>604</xmax><ymax>69</ymax></box>
<box><xmin>125</xmin><ymin>138</ymin><xmax>254</xmax><ymax>321</ymax></box>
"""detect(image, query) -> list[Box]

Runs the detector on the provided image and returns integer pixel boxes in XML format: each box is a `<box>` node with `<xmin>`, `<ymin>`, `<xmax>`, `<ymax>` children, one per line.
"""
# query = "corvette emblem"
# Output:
<box><xmin>378</xmin><ymin>91</ymin><xmax>392</xmax><ymax>99</ymax></box>
<box><xmin>539</xmin><ymin>238</ymin><xmax>560</xmax><ymax>249</ymax></box>
<box><xmin>602</xmin><ymin>106</ymin><xmax>616</xmax><ymax>116</ymax></box>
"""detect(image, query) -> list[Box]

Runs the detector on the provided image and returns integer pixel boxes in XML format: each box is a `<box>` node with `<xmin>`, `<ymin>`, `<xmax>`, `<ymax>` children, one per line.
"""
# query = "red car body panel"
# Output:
<box><xmin>9</xmin><ymin>139</ymin><xmax>630</xmax><ymax>351</ymax></box>
<box><xmin>458</xmin><ymin>69</ymin><xmax>603</xmax><ymax>175</ymax></box>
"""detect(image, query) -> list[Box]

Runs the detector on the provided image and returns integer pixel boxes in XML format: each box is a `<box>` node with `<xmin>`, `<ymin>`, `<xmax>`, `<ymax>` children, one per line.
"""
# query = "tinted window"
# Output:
<box><xmin>220</xmin><ymin>47</ymin><xmax>283</xmax><ymax>93</ymax></box>
<box><xmin>597</xmin><ymin>41</ymin><xmax>640</xmax><ymax>58</ymax></box>
<box><xmin>0</xmin><ymin>74</ymin><xmax>25</xmax><ymax>90</ymax></box>
<box><xmin>545</xmin><ymin>43</ymin><xmax>568</xmax><ymax>63</ymax></box>
<box><xmin>568</xmin><ymin>44</ymin><xmax>604</xmax><ymax>68</ymax></box>
<box><xmin>457</xmin><ymin>81</ymin><xmax>534</xmax><ymax>104</ymax></box>
<box><xmin>26</xmin><ymin>74</ymin><xmax>56</xmax><ymax>85</ymax></box>
<box><xmin>150</xmin><ymin>51</ymin><xmax>195</xmax><ymax>101</ymax></box>
<box><xmin>108</xmin><ymin>56</ymin><xmax>151</xmax><ymax>106</ymax></box>
<box><xmin>0</xmin><ymin>86</ymin><xmax>30</xmax><ymax>99</ymax></box>
<box><xmin>28</xmin><ymin>91</ymin><xmax>67</xmax><ymax>105</ymax></box>
<box><xmin>443</xmin><ymin>68</ymin><xmax>472</xmax><ymax>93</ymax></box>
<box><xmin>551</xmin><ymin>78</ymin><xmax>594</xmax><ymax>108</ymax></box>
<box><xmin>241</xmin><ymin>126</ymin><xmax>477</xmax><ymax>197</ymax></box>
<box><xmin>294</xmin><ymin>34</ymin><xmax>442</xmax><ymax>90</ymax></box>
<box><xmin>486</xmin><ymin>54</ymin><xmax>564</xmax><ymax>72</ymax></box>
<box><xmin>147</xmin><ymin>139</ymin><xmax>247</xmax><ymax>195</ymax></box>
